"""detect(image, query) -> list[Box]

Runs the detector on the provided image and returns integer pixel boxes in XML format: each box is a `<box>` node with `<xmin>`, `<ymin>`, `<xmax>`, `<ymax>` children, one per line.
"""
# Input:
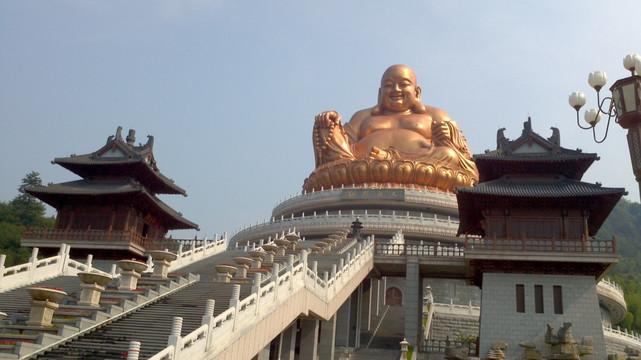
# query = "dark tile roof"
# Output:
<box><xmin>475</xmin><ymin>118</ymin><xmax>598</xmax><ymax>181</ymax></box>
<box><xmin>456</xmin><ymin>177</ymin><xmax>625</xmax><ymax>198</ymax></box>
<box><xmin>53</xmin><ymin>127</ymin><xmax>186</xmax><ymax>196</ymax></box>
<box><xmin>26</xmin><ymin>179</ymin><xmax>198</xmax><ymax>230</ymax></box>
<box><xmin>456</xmin><ymin>177</ymin><xmax>626</xmax><ymax>237</ymax></box>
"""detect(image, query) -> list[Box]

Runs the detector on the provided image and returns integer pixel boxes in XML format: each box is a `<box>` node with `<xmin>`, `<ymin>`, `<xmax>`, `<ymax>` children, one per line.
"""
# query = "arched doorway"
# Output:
<box><xmin>385</xmin><ymin>286</ymin><xmax>403</xmax><ymax>306</ymax></box>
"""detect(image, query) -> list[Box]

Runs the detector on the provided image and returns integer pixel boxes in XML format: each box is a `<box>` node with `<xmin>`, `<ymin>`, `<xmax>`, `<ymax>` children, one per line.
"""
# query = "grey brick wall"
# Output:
<box><xmin>479</xmin><ymin>273</ymin><xmax>606</xmax><ymax>360</ymax></box>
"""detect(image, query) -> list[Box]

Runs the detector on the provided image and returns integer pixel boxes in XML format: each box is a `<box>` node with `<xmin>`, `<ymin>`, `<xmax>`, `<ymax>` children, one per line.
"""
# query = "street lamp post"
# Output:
<box><xmin>569</xmin><ymin>54</ymin><xmax>641</xmax><ymax>200</ymax></box>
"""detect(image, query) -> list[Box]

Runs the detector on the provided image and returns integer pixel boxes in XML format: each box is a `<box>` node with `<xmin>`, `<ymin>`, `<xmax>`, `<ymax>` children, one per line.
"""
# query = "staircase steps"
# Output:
<box><xmin>34</xmin><ymin>253</ymin><xmax>255</xmax><ymax>359</ymax></box>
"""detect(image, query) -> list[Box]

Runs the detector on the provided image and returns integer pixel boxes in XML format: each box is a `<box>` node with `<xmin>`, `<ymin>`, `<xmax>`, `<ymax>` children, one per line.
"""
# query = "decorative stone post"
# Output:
<box><xmin>147</xmin><ymin>250</ymin><xmax>178</xmax><ymax>279</ymax></box>
<box><xmin>248</xmin><ymin>250</ymin><xmax>266</xmax><ymax>269</ymax></box>
<box><xmin>215</xmin><ymin>264</ymin><xmax>237</xmax><ymax>282</ymax></box>
<box><xmin>262</xmin><ymin>244</ymin><xmax>278</xmax><ymax>263</ymax></box>
<box><xmin>116</xmin><ymin>259</ymin><xmax>148</xmax><ymax>291</ymax></box>
<box><xmin>284</xmin><ymin>231</ymin><xmax>300</xmax><ymax>250</ymax></box>
<box><xmin>77</xmin><ymin>271</ymin><xmax>113</xmax><ymax>307</ymax></box>
<box><xmin>423</xmin><ymin>285</ymin><xmax>434</xmax><ymax>341</ymax></box>
<box><xmin>126</xmin><ymin>341</ymin><xmax>141</xmax><ymax>360</ymax></box>
<box><xmin>26</xmin><ymin>286</ymin><xmax>67</xmax><ymax>327</ymax></box>
<box><xmin>400</xmin><ymin>338</ymin><xmax>410</xmax><ymax>358</ymax></box>
<box><xmin>233</xmin><ymin>257</ymin><xmax>252</xmax><ymax>278</ymax></box>
<box><xmin>321</xmin><ymin>238</ymin><xmax>334</xmax><ymax>251</ymax></box>
<box><xmin>315</xmin><ymin>241</ymin><xmax>328</xmax><ymax>254</ymax></box>
<box><xmin>274</xmin><ymin>238</ymin><xmax>289</xmax><ymax>256</ymax></box>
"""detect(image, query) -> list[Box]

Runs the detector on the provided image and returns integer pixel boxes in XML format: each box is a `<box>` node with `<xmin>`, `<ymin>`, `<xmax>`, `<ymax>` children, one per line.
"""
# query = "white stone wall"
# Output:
<box><xmin>479</xmin><ymin>273</ymin><xmax>606</xmax><ymax>360</ymax></box>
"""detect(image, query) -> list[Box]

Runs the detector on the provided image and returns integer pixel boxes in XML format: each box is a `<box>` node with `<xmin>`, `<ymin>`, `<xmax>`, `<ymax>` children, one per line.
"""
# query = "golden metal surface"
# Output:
<box><xmin>305</xmin><ymin>65</ymin><xmax>479</xmax><ymax>192</ymax></box>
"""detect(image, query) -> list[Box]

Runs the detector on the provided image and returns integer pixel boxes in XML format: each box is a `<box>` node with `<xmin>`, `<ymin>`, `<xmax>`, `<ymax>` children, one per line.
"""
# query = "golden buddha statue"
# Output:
<box><xmin>304</xmin><ymin>65</ymin><xmax>478</xmax><ymax>192</ymax></box>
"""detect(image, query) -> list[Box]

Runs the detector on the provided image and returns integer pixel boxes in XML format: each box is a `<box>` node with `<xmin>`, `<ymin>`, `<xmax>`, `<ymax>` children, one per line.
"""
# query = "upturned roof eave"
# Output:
<box><xmin>52</xmin><ymin>159</ymin><xmax>187</xmax><ymax>196</ymax></box>
<box><xmin>26</xmin><ymin>181</ymin><xmax>198</xmax><ymax>231</ymax></box>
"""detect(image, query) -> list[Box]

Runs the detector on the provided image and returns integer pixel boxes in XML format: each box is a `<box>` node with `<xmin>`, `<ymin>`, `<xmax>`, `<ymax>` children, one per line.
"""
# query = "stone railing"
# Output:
<box><xmin>271</xmin><ymin>185</ymin><xmax>458</xmax><ymax>219</ymax></box>
<box><xmin>146</xmin><ymin>237</ymin><xmax>375</xmax><ymax>360</ymax></box>
<box><xmin>464</xmin><ymin>236</ymin><xmax>616</xmax><ymax>253</ymax></box>
<box><xmin>421</xmin><ymin>338</ymin><xmax>478</xmax><ymax>356</ymax></box>
<box><xmin>375</xmin><ymin>242</ymin><xmax>465</xmax><ymax>257</ymax></box>
<box><xmin>596</xmin><ymin>278</ymin><xmax>628</xmax><ymax>325</ymax></box>
<box><xmin>164</xmin><ymin>235</ymin><xmax>228</xmax><ymax>272</ymax></box>
<box><xmin>598</xmin><ymin>278</ymin><xmax>626</xmax><ymax>302</ymax></box>
<box><xmin>231</xmin><ymin>210</ymin><xmax>459</xmax><ymax>246</ymax></box>
<box><xmin>0</xmin><ymin>244</ymin><xmax>109</xmax><ymax>293</ymax></box>
<box><xmin>433</xmin><ymin>300</ymin><xmax>480</xmax><ymax>317</ymax></box>
<box><xmin>603</xmin><ymin>323</ymin><xmax>641</xmax><ymax>351</ymax></box>
<box><xmin>24</xmin><ymin>227</ymin><xmax>155</xmax><ymax>249</ymax></box>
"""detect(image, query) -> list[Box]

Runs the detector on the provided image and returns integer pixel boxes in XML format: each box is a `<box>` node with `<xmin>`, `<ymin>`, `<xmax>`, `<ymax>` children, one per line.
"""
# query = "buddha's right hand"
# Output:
<box><xmin>314</xmin><ymin>111</ymin><xmax>342</xmax><ymax>128</ymax></box>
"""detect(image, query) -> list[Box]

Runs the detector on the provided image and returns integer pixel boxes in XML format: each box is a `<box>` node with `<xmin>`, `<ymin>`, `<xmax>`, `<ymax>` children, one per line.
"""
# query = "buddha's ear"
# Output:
<box><xmin>412</xmin><ymin>86</ymin><xmax>426</xmax><ymax>114</ymax></box>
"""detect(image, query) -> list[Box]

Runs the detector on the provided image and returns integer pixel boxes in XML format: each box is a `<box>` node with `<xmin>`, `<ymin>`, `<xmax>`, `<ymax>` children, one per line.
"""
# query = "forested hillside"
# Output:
<box><xmin>598</xmin><ymin>197</ymin><xmax>641</xmax><ymax>332</ymax></box>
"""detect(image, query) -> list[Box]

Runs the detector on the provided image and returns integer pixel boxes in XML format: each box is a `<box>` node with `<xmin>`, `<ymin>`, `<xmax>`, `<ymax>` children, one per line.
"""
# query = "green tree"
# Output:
<box><xmin>0</xmin><ymin>171</ymin><xmax>54</xmax><ymax>266</ymax></box>
<box><xmin>8</xmin><ymin>171</ymin><xmax>49</xmax><ymax>227</ymax></box>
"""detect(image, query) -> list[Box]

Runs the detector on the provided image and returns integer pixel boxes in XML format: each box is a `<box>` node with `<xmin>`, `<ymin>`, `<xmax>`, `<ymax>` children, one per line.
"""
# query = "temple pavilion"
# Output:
<box><xmin>21</xmin><ymin>127</ymin><xmax>198</xmax><ymax>258</ymax></box>
<box><xmin>457</xmin><ymin>118</ymin><xmax>626</xmax><ymax>359</ymax></box>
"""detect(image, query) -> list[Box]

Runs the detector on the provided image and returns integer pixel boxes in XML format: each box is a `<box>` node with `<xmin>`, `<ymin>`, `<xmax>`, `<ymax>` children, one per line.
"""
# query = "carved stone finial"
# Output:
<box><xmin>497</xmin><ymin>127</ymin><xmax>509</xmax><ymax>149</ymax></box>
<box><xmin>145</xmin><ymin>135</ymin><xmax>154</xmax><ymax>150</ymax></box>
<box><xmin>523</xmin><ymin>117</ymin><xmax>533</xmax><ymax>133</ymax></box>
<box><xmin>126</xmin><ymin>129</ymin><xmax>136</xmax><ymax>146</ymax></box>
<box><xmin>548</xmin><ymin>127</ymin><xmax>561</xmax><ymax>146</ymax></box>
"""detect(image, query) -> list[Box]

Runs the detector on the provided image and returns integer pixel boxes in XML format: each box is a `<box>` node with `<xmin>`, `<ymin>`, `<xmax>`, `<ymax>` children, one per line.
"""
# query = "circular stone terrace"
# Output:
<box><xmin>229</xmin><ymin>186</ymin><xmax>461</xmax><ymax>247</ymax></box>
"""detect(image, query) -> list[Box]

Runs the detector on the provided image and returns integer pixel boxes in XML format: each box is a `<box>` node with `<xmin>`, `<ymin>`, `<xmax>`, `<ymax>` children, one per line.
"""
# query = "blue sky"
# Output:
<box><xmin>2</xmin><ymin>1</ymin><xmax>640</xmax><ymax>240</ymax></box>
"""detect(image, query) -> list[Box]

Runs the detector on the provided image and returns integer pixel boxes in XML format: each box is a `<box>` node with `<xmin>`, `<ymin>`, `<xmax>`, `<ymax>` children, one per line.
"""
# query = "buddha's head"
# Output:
<box><xmin>373</xmin><ymin>65</ymin><xmax>426</xmax><ymax>115</ymax></box>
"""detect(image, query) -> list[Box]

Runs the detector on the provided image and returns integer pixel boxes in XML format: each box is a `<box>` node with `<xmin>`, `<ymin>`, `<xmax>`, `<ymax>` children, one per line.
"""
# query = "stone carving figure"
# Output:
<box><xmin>307</xmin><ymin>65</ymin><xmax>478</xmax><ymax>191</ymax></box>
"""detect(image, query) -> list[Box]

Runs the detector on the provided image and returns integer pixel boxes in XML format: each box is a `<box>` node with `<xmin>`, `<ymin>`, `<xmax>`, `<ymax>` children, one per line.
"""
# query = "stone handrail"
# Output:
<box><xmin>231</xmin><ymin>211</ymin><xmax>459</xmax><ymax>246</ymax></box>
<box><xmin>599</xmin><ymin>278</ymin><xmax>625</xmax><ymax>300</ymax></box>
<box><xmin>147</xmin><ymin>237</ymin><xmax>375</xmax><ymax>360</ymax></box>
<box><xmin>596</xmin><ymin>278</ymin><xmax>628</xmax><ymax>325</ymax></box>
<box><xmin>433</xmin><ymin>301</ymin><xmax>480</xmax><ymax>317</ymax></box>
<box><xmin>24</xmin><ymin>227</ymin><xmax>155</xmax><ymax>249</ymax></box>
<box><xmin>465</xmin><ymin>236</ymin><xmax>616</xmax><ymax>253</ymax></box>
<box><xmin>271</xmin><ymin>185</ymin><xmax>458</xmax><ymax>219</ymax></box>
<box><xmin>375</xmin><ymin>242</ymin><xmax>465</xmax><ymax>257</ymax></box>
<box><xmin>166</xmin><ymin>235</ymin><xmax>228</xmax><ymax>272</ymax></box>
<box><xmin>0</xmin><ymin>244</ymin><xmax>109</xmax><ymax>293</ymax></box>
<box><xmin>603</xmin><ymin>323</ymin><xmax>641</xmax><ymax>349</ymax></box>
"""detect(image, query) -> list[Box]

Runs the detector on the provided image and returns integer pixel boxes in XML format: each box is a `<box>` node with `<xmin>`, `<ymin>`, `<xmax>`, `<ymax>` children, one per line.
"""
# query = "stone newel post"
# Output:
<box><xmin>233</xmin><ymin>257</ymin><xmax>253</xmax><ymax>278</ymax></box>
<box><xmin>26</xmin><ymin>286</ymin><xmax>68</xmax><ymax>327</ymax></box>
<box><xmin>77</xmin><ymin>271</ymin><xmax>113</xmax><ymax>307</ymax></box>
<box><xmin>147</xmin><ymin>250</ymin><xmax>178</xmax><ymax>279</ymax></box>
<box><xmin>117</xmin><ymin>259</ymin><xmax>148</xmax><ymax>290</ymax></box>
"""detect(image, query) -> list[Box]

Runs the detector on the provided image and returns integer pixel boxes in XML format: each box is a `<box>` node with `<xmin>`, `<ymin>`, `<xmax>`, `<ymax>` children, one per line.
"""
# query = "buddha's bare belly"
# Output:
<box><xmin>354</xmin><ymin>129</ymin><xmax>431</xmax><ymax>157</ymax></box>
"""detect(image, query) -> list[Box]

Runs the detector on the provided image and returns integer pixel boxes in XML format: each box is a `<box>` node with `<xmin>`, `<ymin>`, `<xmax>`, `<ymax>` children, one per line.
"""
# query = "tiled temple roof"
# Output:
<box><xmin>26</xmin><ymin>179</ymin><xmax>198</xmax><ymax>230</ymax></box>
<box><xmin>53</xmin><ymin>127</ymin><xmax>186</xmax><ymax>195</ymax></box>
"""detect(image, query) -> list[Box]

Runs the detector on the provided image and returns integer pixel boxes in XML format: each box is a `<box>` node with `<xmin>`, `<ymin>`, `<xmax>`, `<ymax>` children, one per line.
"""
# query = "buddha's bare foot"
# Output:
<box><xmin>370</xmin><ymin>146</ymin><xmax>392</xmax><ymax>160</ymax></box>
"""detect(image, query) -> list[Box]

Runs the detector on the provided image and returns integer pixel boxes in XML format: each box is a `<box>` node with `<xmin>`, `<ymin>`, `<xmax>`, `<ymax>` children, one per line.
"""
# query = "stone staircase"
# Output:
<box><xmin>35</xmin><ymin>280</ymin><xmax>251</xmax><ymax>359</ymax></box>
<box><xmin>0</xmin><ymin>271</ymin><xmax>197</xmax><ymax>359</ymax></box>
<box><xmin>0</xmin><ymin>233</ymin><xmax>360</xmax><ymax>360</ymax></box>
